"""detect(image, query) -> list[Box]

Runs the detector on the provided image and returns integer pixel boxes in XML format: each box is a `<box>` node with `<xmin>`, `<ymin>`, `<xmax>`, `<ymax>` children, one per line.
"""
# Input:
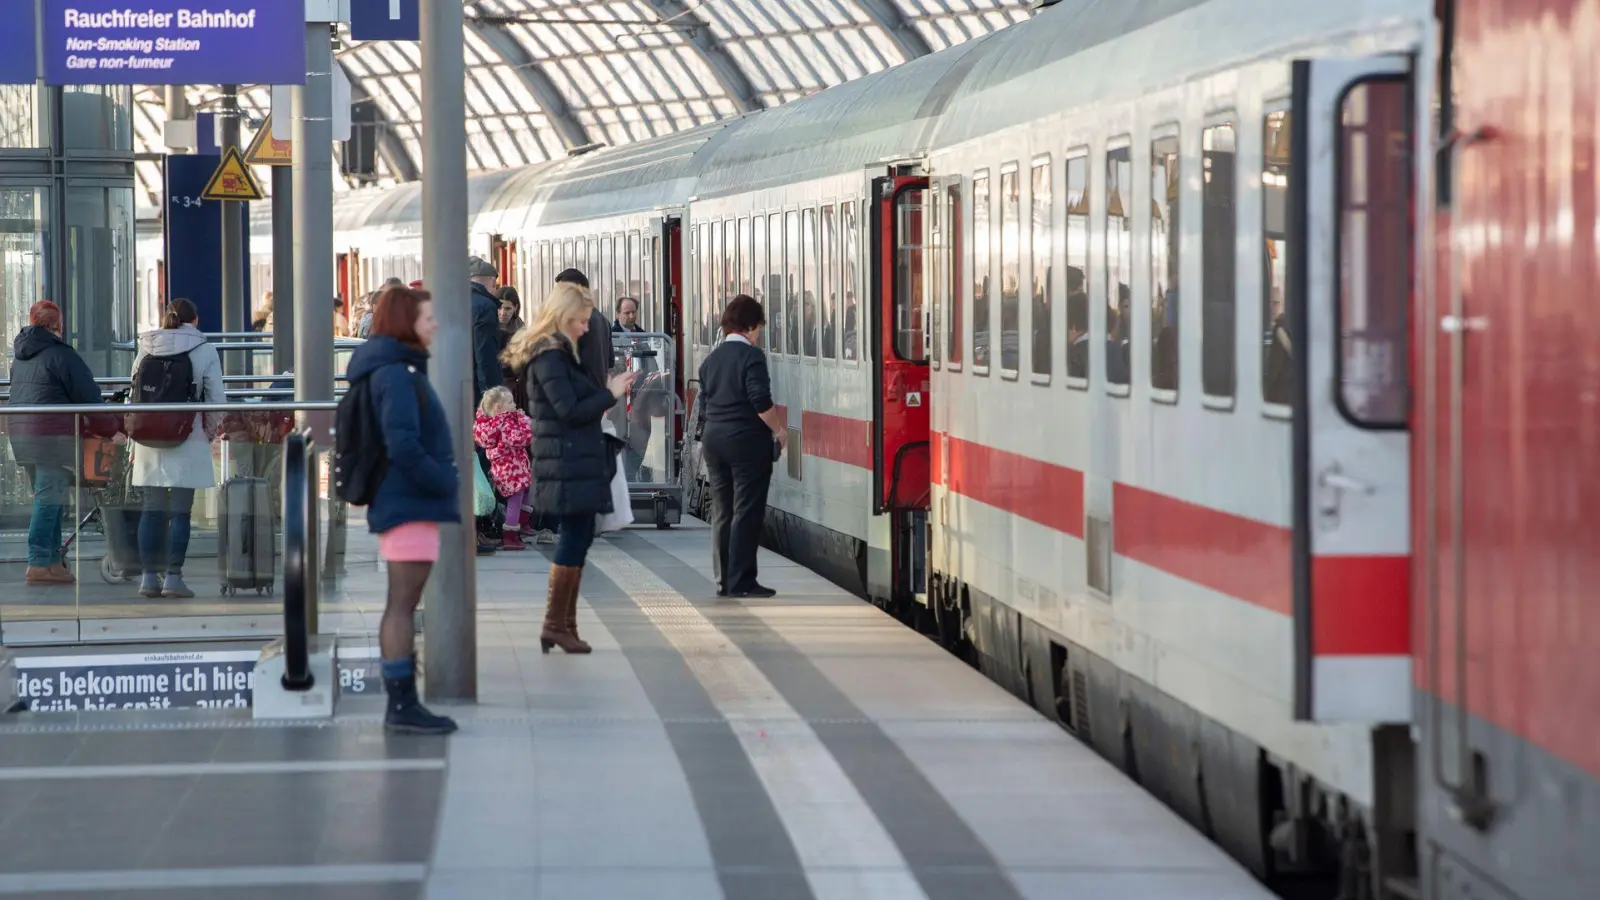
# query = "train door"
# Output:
<box><xmin>869</xmin><ymin>169</ymin><xmax>931</xmax><ymax>606</ymax></box>
<box><xmin>657</xmin><ymin>214</ymin><xmax>684</xmax><ymax>436</ymax></box>
<box><xmin>335</xmin><ymin>251</ymin><xmax>358</xmax><ymax>333</ymax></box>
<box><xmin>490</xmin><ymin>234</ymin><xmax>518</xmax><ymax>288</ymax></box>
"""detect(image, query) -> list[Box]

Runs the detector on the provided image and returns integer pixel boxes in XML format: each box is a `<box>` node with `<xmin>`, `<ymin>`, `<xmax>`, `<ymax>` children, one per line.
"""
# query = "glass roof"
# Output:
<box><xmin>131</xmin><ymin>0</ymin><xmax>1033</xmax><ymax>207</ymax></box>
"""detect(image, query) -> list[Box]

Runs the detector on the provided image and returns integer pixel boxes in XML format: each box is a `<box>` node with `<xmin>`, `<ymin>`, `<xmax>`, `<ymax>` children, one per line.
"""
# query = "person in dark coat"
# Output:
<box><xmin>502</xmin><ymin>282</ymin><xmax>634</xmax><ymax>654</ymax></box>
<box><xmin>697</xmin><ymin>294</ymin><xmax>785</xmax><ymax>598</ymax></box>
<box><xmin>7</xmin><ymin>300</ymin><xmax>117</xmax><ymax>585</ymax></box>
<box><xmin>344</xmin><ymin>285</ymin><xmax>460</xmax><ymax>735</ymax></box>
<box><xmin>555</xmin><ymin>268</ymin><xmax>615</xmax><ymax>388</ymax></box>
<box><xmin>468</xmin><ymin>256</ymin><xmax>506</xmax><ymax>553</ymax></box>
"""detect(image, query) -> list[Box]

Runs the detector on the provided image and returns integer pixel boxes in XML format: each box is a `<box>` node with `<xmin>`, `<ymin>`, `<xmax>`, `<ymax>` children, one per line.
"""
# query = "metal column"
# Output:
<box><xmin>292</xmin><ymin>25</ymin><xmax>335</xmax><ymax>440</ymax></box>
<box><xmin>219</xmin><ymin>84</ymin><xmax>245</xmax><ymax>361</ymax></box>
<box><xmin>271</xmin><ymin>166</ymin><xmax>295</xmax><ymax>373</ymax></box>
<box><xmin>420</xmin><ymin>0</ymin><xmax>477</xmax><ymax>702</ymax></box>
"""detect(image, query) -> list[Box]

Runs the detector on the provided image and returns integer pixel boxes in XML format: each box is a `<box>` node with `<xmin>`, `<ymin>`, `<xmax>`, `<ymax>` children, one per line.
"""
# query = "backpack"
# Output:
<box><xmin>125</xmin><ymin>351</ymin><xmax>198</xmax><ymax>448</ymax></box>
<box><xmin>333</xmin><ymin>366</ymin><xmax>428</xmax><ymax>506</ymax></box>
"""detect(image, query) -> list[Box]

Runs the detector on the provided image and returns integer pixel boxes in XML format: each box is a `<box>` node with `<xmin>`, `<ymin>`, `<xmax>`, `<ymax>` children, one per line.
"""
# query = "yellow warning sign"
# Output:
<box><xmin>202</xmin><ymin>146</ymin><xmax>265</xmax><ymax>202</ymax></box>
<box><xmin>244</xmin><ymin>115</ymin><xmax>293</xmax><ymax>167</ymax></box>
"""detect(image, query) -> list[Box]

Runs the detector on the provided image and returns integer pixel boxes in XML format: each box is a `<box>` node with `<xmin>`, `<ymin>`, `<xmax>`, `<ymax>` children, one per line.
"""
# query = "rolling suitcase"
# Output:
<box><xmin>218</xmin><ymin>475</ymin><xmax>275</xmax><ymax>596</ymax></box>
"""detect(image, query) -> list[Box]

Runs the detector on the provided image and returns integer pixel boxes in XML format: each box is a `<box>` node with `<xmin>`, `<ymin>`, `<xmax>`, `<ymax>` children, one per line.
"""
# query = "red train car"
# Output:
<box><xmin>1416</xmin><ymin>2</ymin><xmax>1600</xmax><ymax>898</ymax></box>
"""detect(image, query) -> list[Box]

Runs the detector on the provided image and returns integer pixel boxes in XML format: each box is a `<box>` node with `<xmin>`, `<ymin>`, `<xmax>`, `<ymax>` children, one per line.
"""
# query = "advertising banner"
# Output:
<box><xmin>12</xmin><ymin>648</ymin><xmax>380</xmax><ymax>712</ymax></box>
<box><xmin>43</xmin><ymin>1</ymin><xmax>307</xmax><ymax>86</ymax></box>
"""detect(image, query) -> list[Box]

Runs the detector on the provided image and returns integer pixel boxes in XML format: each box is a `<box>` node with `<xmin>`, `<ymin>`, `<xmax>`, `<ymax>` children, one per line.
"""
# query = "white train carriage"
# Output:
<box><xmin>239</xmin><ymin>0</ymin><xmax>1435</xmax><ymax>892</ymax></box>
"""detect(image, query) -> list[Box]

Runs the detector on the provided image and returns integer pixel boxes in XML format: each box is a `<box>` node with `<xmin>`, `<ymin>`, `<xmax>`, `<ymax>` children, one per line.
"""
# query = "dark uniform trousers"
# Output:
<box><xmin>703</xmin><ymin>433</ymin><xmax>773</xmax><ymax>592</ymax></box>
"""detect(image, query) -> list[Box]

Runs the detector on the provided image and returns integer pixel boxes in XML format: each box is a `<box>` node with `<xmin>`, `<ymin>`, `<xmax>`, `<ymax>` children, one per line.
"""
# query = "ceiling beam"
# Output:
<box><xmin>465</xmin><ymin>18</ymin><xmax>596</xmax><ymax>153</ymax></box>
<box><xmin>854</xmin><ymin>0</ymin><xmax>933</xmax><ymax>60</ymax></box>
<box><xmin>337</xmin><ymin>59</ymin><xmax>421</xmax><ymax>182</ymax></box>
<box><xmin>643</xmin><ymin>0</ymin><xmax>765</xmax><ymax>113</ymax></box>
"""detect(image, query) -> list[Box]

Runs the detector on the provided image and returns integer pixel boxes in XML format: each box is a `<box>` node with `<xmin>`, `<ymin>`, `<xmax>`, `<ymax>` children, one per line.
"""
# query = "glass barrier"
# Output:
<box><xmin>607</xmin><ymin>331</ymin><xmax>682</xmax><ymax>487</ymax></box>
<box><xmin>0</xmin><ymin>402</ymin><xmax>364</xmax><ymax>647</ymax></box>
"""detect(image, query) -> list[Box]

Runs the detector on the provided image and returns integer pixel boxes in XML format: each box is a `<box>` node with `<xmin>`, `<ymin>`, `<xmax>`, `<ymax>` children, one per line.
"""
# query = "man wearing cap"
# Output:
<box><xmin>468</xmin><ymin>257</ymin><xmax>505</xmax><ymax>405</ymax></box>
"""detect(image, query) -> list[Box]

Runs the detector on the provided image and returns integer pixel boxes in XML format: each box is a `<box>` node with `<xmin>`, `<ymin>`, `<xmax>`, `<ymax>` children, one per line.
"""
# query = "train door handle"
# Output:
<box><xmin>1316</xmin><ymin>464</ymin><xmax>1374</xmax><ymax>526</ymax></box>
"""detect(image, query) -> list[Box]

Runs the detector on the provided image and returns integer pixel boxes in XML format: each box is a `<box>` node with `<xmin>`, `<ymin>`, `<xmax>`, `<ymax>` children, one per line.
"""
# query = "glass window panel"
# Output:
<box><xmin>821</xmin><ymin>205</ymin><xmax>837</xmax><ymax>359</ymax></box>
<box><xmin>972</xmin><ymin>170</ymin><xmax>991</xmax><ymax>372</ymax></box>
<box><xmin>769</xmin><ymin>213</ymin><xmax>785</xmax><ymax>354</ymax></box>
<box><xmin>842</xmin><ymin>202</ymin><xmax>860</xmax><ymax>362</ymax></box>
<box><xmin>1032</xmin><ymin>160</ymin><xmax>1053</xmax><ymax>379</ymax></box>
<box><xmin>802</xmin><ymin>208</ymin><xmax>818</xmax><ymax>357</ymax></box>
<box><xmin>737</xmin><ymin>216</ymin><xmax>751</xmax><ymax>301</ymax></box>
<box><xmin>0</xmin><ymin>187</ymin><xmax>50</xmax><ymax>378</ymax></box>
<box><xmin>946</xmin><ymin>182</ymin><xmax>963</xmax><ymax>366</ymax></box>
<box><xmin>723</xmin><ymin>218</ymin><xmax>738</xmax><ymax>309</ymax></box>
<box><xmin>1202</xmin><ymin>123</ymin><xmax>1238</xmax><ymax>398</ymax></box>
<box><xmin>1151</xmin><ymin>133</ymin><xmax>1181</xmax><ymax>393</ymax></box>
<box><xmin>1263</xmin><ymin>110</ymin><xmax>1293</xmax><ymax>406</ymax></box>
<box><xmin>598</xmin><ymin>235</ymin><xmax>613</xmax><ymax>318</ymax></box>
<box><xmin>698</xmin><ymin>222</ymin><xmax>714</xmax><ymax>346</ymax></box>
<box><xmin>1000</xmin><ymin>168</ymin><xmax>1020</xmax><ymax>373</ymax></box>
<box><xmin>65</xmin><ymin>185</ymin><xmax>134</xmax><ymax>376</ymax></box>
<box><xmin>754</xmin><ymin>214</ymin><xmax>769</xmax><ymax>350</ymax></box>
<box><xmin>785</xmin><ymin>210</ymin><xmax>801</xmax><ymax>355</ymax></box>
<box><xmin>63</xmin><ymin>86</ymin><xmax>132</xmax><ymax>152</ymax></box>
<box><xmin>1065</xmin><ymin>154</ymin><xmax>1090</xmax><ymax>385</ymax></box>
<box><xmin>1106</xmin><ymin>145</ymin><xmax>1131</xmax><ymax>387</ymax></box>
<box><xmin>0</xmin><ymin>85</ymin><xmax>42</xmax><ymax>149</ymax></box>
<box><xmin>930</xmin><ymin>183</ymin><xmax>943</xmax><ymax>368</ymax></box>
<box><xmin>895</xmin><ymin>191</ymin><xmax>927</xmax><ymax>361</ymax></box>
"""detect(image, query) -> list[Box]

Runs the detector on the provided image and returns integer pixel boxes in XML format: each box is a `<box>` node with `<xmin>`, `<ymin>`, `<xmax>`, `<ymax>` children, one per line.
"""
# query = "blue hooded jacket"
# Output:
<box><xmin>345</xmin><ymin>335</ymin><xmax>461</xmax><ymax>533</ymax></box>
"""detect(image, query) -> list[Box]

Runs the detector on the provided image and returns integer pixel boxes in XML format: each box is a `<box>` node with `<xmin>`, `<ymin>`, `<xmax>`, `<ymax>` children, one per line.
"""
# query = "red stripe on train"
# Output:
<box><xmin>931</xmin><ymin>432</ymin><xmax>1407</xmax><ymax>656</ymax></box>
<box><xmin>769</xmin><ymin>404</ymin><xmax>874</xmax><ymax>469</ymax></box>
<box><xmin>932</xmin><ymin>433</ymin><xmax>1086</xmax><ymax>538</ymax></box>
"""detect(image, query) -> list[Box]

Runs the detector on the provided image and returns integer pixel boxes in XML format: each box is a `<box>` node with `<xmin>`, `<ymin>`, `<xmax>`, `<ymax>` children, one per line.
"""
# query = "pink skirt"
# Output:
<box><xmin>378</xmin><ymin>522</ymin><xmax>440</xmax><ymax>562</ymax></box>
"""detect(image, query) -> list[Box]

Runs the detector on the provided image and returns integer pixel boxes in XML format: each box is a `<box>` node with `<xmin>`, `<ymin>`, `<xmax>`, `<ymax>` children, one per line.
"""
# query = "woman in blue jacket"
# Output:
<box><xmin>344</xmin><ymin>285</ymin><xmax>460</xmax><ymax>735</ymax></box>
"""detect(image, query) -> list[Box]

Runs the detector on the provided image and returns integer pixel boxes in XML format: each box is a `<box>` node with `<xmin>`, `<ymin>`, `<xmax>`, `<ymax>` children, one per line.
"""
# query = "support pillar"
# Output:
<box><xmin>292</xmin><ymin>24</ymin><xmax>335</xmax><ymax>443</ymax></box>
<box><xmin>271</xmin><ymin>166</ymin><xmax>295</xmax><ymax>373</ymax></box>
<box><xmin>420</xmin><ymin>0</ymin><xmax>477</xmax><ymax>702</ymax></box>
<box><xmin>219</xmin><ymin>84</ymin><xmax>245</xmax><ymax>363</ymax></box>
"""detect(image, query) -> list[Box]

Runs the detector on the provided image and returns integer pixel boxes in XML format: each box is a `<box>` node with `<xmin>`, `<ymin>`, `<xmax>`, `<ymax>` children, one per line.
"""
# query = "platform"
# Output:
<box><xmin>0</xmin><ymin>522</ymin><xmax>1275</xmax><ymax>900</ymax></box>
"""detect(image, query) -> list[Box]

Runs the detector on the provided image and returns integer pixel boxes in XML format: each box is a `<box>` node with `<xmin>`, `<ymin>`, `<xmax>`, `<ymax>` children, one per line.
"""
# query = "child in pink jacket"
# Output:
<box><xmin>473</xmin><ymin>386</ymin><xmax>533</xmax><ymax>551</ymax></box>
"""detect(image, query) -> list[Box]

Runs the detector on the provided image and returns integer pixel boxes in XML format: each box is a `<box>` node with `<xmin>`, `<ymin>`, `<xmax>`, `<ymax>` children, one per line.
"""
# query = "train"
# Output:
<box><xmin>137</xmin><ymin>1</ymin><xmax>1598</xmax><ymax>898</ymax></box>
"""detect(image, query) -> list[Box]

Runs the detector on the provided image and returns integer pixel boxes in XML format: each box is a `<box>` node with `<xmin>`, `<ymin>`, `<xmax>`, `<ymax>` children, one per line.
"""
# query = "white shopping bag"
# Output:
<box><xmin>596</xmin><ymin>451</ymin><xmax>634</xmax><ymax>533</ymax></box>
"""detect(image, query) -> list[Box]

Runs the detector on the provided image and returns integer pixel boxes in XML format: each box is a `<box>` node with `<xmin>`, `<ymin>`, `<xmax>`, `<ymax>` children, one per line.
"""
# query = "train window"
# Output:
<box><xmin>1262</xmin><ymin>109</ymin><xmax>1293</xmax><ymax>408</ymax></box>
<box><xmin>930</xmin><ymin>179</ymin><xmax>943</xmax><ymax>369</ymax></box>
<box><xmin>894</xmin><ymin>190</ymin><xmax>926</xmax><ymax>362</ymax></box>
<box><xmin>1151</xmin><ymin>132</ymin><xmax>1180</xmax><ymax>396</ymax></box>
<box><xmin>723</xmin><ymin>219</ymin><xmax>738</xmax><ymax>312</ymax></box>
<box><xmin>1065</xmin><ymin>152</ymin><xmax>1089</xmax><ymax>385</ymax></box>
<box><xmin>1202</xmin><ymin>121</ymin><xmax>1237</xmax><ymax>400</ymax></box>
<box><xmin>802</xmin><ymin>207</ymin><xmax>818</xmax><ymax>358</ymax></box>
<box><xmin>946</xmin><ymin>180</ymin><xmax>964</xmax><ymax>368</ymax></box>
<box><xmin>785</xmin><ymin>210</ymin><xmax>801</xmax><ymax>355</ymax></box>
<box><xmin>1337</xmin><ymin>79</ymin><xmax>1409</xmax><ymax>427</ymax></box>
<box><xmin>1105</xmin><ymin>143</ymin><xmax>1132</xmax><ymax>390</ymax></box>
<box><xmin>821</xmin><ymin>205</ymin><xmax>838</xmax><ymax>359</ymax></box>
<box><xmin>737</xmin><ymin>217</ymin><xmax>751</xmax><ymax>304</ymax></box>
<box><xmin>698</xmin><ymin>222</ymin><xmax>714</xmax><ymax>346</ymax></box>
<box><xmin>752</xmin><ymin>214</ymin><xmax>767</xmax><ymax>349</ymax></box>
<box><xmin>626</xmin><ymin>232</ymin><xmax>642</xmax><ymax>326</ymax></box>
<box><xmin>1031</xmin><ymin>158</ymin><xmax>1053</xmax><ymax>381</ymax></box>
<box><xmin>599</xmin><ymin>235</ymin><xmax>614</xmax><ymax>318</ymax></box>
<box><xmin>563</xmin><ymin>239</ymin><xmax>574</xmax><ymax>274</ymax></box>
<box><xmin>769</xmin><ymin>213</ymin><xmax>785</xmax><ymax>354</ymax></box>
<box><xmin>842</xmin><ymin>201</ymin><xmax>860</xmax><ymax>361</ymax></box>
<box><xmin>999</xmin><ymin>164</ymin><xmax>1021</xmax><ymax>376</ymax></box>
<box><xmin>972</xmin><ymin>169</ymin><xmax>991</xmax><ymax>374</ymax></box>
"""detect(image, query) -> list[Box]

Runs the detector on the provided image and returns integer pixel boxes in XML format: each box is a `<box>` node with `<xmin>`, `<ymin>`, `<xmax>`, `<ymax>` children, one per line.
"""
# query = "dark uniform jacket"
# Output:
<box><xmin>525</xmin><ymin>333</ymin><xmax>619</xmax><ymax>517</ymax></box>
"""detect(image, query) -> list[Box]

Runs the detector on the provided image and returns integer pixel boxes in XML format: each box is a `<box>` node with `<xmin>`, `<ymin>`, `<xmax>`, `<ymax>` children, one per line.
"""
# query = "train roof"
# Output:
<box><xmin>248</xmin><ymin>0</ymin><xmax>1426</xmax><ymax>247</ymax></box>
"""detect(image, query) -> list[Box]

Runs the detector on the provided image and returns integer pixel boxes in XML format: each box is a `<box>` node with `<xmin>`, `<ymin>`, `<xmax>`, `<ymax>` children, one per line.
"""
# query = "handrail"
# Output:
<box><xmin>280</xmin><ymin>429</ymin><xmax>315</xmax><ymax>691</ymax></box>
<box><xmin>0</xmin><ymin>376</ymin><xmax>349</xmax><ymax>386</ymax></box>
<box><xmin>0</xmin><ymin>401</ymin><xmax>338</xmax><ymax>414</ymax></box>
<box><xmin>110</xmin><ymin>340</ymin><xmax>365</xmax><ymax>352</ymax></box>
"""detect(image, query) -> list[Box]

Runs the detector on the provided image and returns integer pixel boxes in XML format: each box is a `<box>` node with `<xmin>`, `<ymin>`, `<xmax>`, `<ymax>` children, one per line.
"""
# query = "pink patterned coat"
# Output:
<box><xmin>472</xmin><ymin>409</ymin><xmax>533</xmax><ymax>496</ymax></box>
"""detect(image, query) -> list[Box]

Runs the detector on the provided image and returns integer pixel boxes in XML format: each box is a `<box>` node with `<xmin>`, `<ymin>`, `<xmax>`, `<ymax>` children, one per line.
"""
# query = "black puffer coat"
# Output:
<box><xmin>7</xmin><ymin>326</ymin><xmax>117</xmax><ymax>467</ymax></box>
<box><xmin>525</xmin><ymin>334</ymin><xmax>619</xmax><ymax>517</ymax></box>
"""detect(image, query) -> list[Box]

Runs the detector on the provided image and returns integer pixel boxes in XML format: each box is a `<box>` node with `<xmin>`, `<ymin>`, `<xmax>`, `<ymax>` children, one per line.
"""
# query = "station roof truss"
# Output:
<box><xmin>130</xmin><ymin>0</ymin><xmax>1033</xmax><ymax>208</ymax></box>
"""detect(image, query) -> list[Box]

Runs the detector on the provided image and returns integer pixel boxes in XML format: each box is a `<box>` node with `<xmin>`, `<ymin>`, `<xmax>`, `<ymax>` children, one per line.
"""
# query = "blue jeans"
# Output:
<box><xmin>553</xmin><ymin>513</ymin><xmax>596</xmax><ymax>567</ymax></box>
<box><xmin>27</xmin><ymin>466</ymin><xmax>72</xmax><ymax>567</ymax></box>
<box><xmin>139</xmin><ymin>487</ymin><xmax>196</xmax><ymax>575</ymax></box>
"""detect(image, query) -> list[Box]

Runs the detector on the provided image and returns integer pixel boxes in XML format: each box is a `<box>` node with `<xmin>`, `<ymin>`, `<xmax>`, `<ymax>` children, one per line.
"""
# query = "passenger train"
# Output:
<box><xmin>140</xmin><ymin>1</ymin><xmax>1598</xmax><ymax>897</ymax></box>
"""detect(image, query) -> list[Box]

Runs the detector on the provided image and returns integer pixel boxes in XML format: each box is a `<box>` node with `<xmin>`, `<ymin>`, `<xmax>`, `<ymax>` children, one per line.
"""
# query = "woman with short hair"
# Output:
<box><xmin>502</xmin><ymin>282</ymin><xmax>635</xmax><ymax>654</ymax></box>
<box><xmin>696</xmin><ymin>294</ymin><xmax>785</xmax><ymax>598</ymax></box>
<box><xmin>344</xmin><ymin>285</ymin><xmax>460</xmax><ymax>734</ymax></box>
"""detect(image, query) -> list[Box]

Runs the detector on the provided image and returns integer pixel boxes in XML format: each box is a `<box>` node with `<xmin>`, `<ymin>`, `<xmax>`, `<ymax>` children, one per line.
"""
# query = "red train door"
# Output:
<box><xmin>658</xmin><ymin>214</ymin><xmax>684</xmax><ymax>437</ymax></box>
<box><xmin>870</xmin><ymin>171</ymin><xmax>931</xmax><ymax>604</ymax></box>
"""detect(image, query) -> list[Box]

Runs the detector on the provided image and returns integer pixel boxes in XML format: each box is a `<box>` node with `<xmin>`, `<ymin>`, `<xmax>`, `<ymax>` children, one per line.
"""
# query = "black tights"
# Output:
<box><xmin>381</xmin><ymin>561</ymin><xmax>432</xmax><ymax>662</ymax></box>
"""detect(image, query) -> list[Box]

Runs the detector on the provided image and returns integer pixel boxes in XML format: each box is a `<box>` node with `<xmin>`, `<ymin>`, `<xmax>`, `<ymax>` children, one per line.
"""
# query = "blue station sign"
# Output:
<box><xmin>0</xmin><ymin>1</ymin><xmax>39</xmax><ymax>84</ymax></box>
<box><xmin>43</xmin><ymin>1</ymin><xmax>307</xmax><ymax>86</ymax></box>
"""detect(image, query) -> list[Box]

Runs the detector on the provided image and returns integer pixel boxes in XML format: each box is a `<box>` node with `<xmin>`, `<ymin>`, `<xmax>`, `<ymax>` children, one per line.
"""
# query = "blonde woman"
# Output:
<box><xmin>503</xmin><ymin>283</ymin><xmax>635</xmax><ymax>654</ymax></box>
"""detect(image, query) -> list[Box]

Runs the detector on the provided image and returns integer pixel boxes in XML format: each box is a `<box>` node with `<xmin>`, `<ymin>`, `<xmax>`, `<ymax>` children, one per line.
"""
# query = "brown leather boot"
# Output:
<box><xmin>540</xmin><ymin>565</ymin><xmax>591</xmax><ymax>654</ymax></box>
<box><xmin>564</xmin><ymin>564</ymin><xmax>591</xmax><ymax>653</ymax></box>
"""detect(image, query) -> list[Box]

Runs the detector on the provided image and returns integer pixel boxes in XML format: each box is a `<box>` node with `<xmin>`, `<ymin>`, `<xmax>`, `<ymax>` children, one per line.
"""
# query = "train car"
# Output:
<box><xmin>231</xmin><ymin>1</ymin><xmax>1597</xmax><ymax>897</ymax></box>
